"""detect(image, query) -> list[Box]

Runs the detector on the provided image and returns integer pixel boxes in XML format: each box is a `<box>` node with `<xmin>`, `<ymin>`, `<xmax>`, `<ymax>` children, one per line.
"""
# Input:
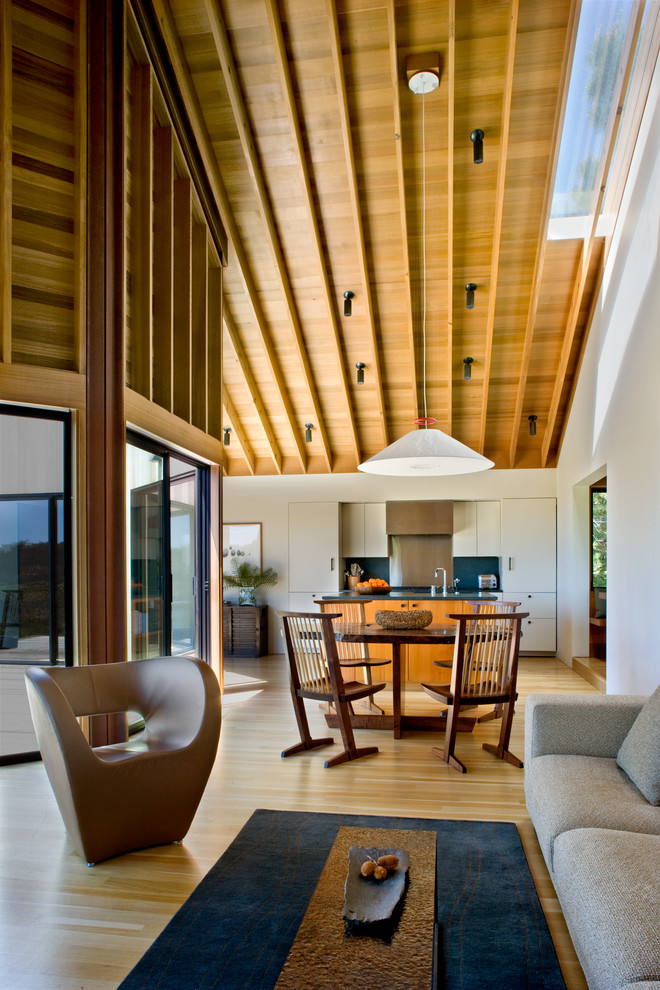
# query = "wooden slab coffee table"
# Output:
<box><xmin>275</xmin><ymin>826</ymin><xmax>437</xmax><ymax>990</ymax></box>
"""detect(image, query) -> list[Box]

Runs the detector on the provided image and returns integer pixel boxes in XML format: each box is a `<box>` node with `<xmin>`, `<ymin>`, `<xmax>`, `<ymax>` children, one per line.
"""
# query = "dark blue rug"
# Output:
<box><xmin>118</xmin><ymin>809</ymin><xmax>566</xmax><ymax>990</ymax></box>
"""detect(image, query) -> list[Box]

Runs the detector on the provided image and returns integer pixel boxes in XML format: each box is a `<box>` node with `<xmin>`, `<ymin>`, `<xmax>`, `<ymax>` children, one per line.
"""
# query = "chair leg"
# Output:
<box><xmin>359</xmin><ymin>666</ymin><xmax>384</xmax><ymax>715</ymax></box>
<box><xmin>324</xmin><ymin>696</ymin><xmax>378</xmax><ymax>768</ymax></box>
<box><xmin>282</xmin><ymin>690</ymin><xmax>334</xmax><ymax>758</ymax></box>
<box><xmin>431</xmin><ymin>702</ymin><xmax>466</xmax><ymax>773</ymax></box>
<box><xmin>477</xmin><ymin>703</ymin><xmax>503</xmax><ymax>723</ymax></box>
<box><xmin>482</xmin><ymin>700</ymin><xmax>523</xmax><ymax>768</ymax></box>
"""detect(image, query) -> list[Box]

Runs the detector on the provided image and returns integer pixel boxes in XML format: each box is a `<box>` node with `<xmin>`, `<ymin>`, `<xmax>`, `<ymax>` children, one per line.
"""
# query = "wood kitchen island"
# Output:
<box><xmin>319</xmin><ymin>591</ymin><xmax>499</xmax><ymax>684</ymax></box>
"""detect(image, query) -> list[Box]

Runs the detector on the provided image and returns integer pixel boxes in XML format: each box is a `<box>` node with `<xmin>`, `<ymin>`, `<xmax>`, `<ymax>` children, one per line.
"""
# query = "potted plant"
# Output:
<box><xmin>223</xmin><ymin>559</ymin><xmax>278</xmax><ymax>606</ymax></box>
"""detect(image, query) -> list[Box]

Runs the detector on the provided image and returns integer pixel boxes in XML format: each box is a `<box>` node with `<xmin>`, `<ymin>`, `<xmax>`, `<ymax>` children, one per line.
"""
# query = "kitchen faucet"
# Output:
<box><xmin>432</xmin><ymin>567</ymin><xmax>447</xmax><ymax>596</ymax></box>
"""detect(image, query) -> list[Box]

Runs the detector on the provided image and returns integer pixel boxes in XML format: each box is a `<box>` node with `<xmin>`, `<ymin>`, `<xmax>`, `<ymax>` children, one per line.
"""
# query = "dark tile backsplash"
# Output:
<box><xmin>453</xmin><ymin>556</ymin><xmax>501</xmax><ymax>590</ymax></box>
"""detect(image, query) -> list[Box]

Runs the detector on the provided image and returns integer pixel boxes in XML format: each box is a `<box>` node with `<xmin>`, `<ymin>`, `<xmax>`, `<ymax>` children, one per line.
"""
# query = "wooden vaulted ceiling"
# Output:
<box><xmin>151</xmin><ymin>0</ymin><xmax>656</xmax><ymax>475</ymax></box>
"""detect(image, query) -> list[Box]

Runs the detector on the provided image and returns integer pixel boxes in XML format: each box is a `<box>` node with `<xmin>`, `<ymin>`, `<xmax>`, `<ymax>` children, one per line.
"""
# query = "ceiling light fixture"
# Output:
<box><xmin>463</xmin><ymin>357</ymin><xmax>473</xmax><ymax>380</ymax></box>
<box><xmin>223</xmin><ymin>427</ymin><xmax>231</xmax><ymax>446</ymax></box>
<box><xmin>470</xmin><ymin>128</ymin><xmax>484</xmax><ymax>164</ymax></box>
<box><xmin>356</xmin><ymin>362</ymin><xmax>365</xmax><ymax>384</ymax></box>
<box><xmin>528</xmin><ymin>415</ymin><xmax>537</xmax><ymax>436</ymax></box>
<box><xmin>465</xmin><ymin>282</ymin><xmax>477</xmax><ymax>309</ymax></box>
<box><xmin>358</xmin><ymin>57</ymin><xmax>493</xmax><ymax>477</ymax></box>
<box><xmin>343</xmin><ymin>291</ymin><xmax>355</xmax><ymax>316</ymax></box>
<box><xmin>305</xmin><ymin>423</ymin><xmax>313</xmax><ymax>442</ymax></box>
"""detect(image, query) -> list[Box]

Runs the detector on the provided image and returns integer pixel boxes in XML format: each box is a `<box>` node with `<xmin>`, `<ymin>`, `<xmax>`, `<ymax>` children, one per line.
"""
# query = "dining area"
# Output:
<box><xmin>277</xmin><ymin>598</ymin><xmax>528</xmax><ymax>774</ymax></box>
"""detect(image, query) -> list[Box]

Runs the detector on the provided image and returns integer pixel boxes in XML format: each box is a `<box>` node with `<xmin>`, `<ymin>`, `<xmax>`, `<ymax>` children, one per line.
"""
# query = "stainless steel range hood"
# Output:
<box><xmin>385</xmin><ymin>500</ymin><xmax>453</xmax><ymax>535</ymax></box>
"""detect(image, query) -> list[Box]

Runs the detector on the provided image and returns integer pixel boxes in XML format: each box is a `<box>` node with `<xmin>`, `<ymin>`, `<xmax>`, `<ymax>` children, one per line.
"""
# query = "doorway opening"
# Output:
<box><xmin>127</xmin><ymin>434</ymin><xmax>210</xmax><ymax>662</ymax></box>
<box><xmin>588</xmin><ymin>477</ymin><xmax>607</xmax><ymax>670</ymax></box>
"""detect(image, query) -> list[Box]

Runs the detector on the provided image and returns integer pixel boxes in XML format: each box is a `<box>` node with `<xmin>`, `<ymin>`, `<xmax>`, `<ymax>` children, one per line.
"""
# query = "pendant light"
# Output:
<box><xmin>358</xmin><ymin>58</ymin><xmax>493</xmax><ymax>477</ymax></box>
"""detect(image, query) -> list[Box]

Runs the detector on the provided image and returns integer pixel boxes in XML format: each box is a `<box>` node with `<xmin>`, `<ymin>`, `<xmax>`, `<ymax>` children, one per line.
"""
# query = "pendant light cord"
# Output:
<box><xmin>421</xmin><ymin>87</ymin><xmax>428</xmax><ymax>425</ymax></box>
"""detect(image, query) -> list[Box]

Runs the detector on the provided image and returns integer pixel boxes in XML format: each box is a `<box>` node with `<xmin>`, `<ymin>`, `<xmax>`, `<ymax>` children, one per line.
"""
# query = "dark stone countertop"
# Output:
<box><xmin>320</xmin><ymin>588</ymin><xmax>499</xmax><ymax>602</ymax></box>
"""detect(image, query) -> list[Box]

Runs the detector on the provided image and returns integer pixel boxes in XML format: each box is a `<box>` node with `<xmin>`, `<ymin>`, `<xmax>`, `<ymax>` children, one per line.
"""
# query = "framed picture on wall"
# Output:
<box><xmin>222</xmin><ymin>523</ymin><xmax>262</xmax><ymax>572</ymax></box>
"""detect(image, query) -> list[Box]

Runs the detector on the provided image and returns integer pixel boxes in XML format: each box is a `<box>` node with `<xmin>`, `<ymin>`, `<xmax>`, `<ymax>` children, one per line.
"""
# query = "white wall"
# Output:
<box><xmin>0</xmin><ymin>415</ymin><xmax>63</xmax><ymax>494</ymax></box>
<box><xmin>223</xmin><ymin>469</ymin><xmax>556</xmax><ymax>654</ymax></box>
<box><xmin>556</xmin><ymin>60</ymin><xmax>660</xmax><ymax>695</ymax></box>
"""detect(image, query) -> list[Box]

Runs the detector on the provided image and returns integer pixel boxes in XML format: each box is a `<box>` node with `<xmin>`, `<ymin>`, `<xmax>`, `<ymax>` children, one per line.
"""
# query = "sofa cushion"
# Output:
<box><xmin>524</xmin><ymin>754</ymin><xmax>660</xmax><ymax>869</ymax></box>
<box><xmin>617</xmin><ymin>684</ymin><xmax>660</xmax><ymax>805</ymax></box>
<box><xmin>552</xmin><ymin>828</ymin><xmax>660</xmax><ymax>990</ymax></box>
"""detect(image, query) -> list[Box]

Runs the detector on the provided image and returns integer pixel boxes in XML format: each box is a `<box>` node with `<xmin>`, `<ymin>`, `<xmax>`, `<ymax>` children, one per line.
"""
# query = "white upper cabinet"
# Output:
<box><xmin>452</xmin><ymin>501</ymin><xmax>501</xmax><ymax>557</ymax></box>
<box><xmin>475</xmin><ymin>501</ymin><xmax>501</xmax><ymax>555</ymax></box>
<box><xmin>452</xmin><ymin>502</ymin><xmax>477</xmax><ymax>556</ymax></box>
<box><xmin>501</xmin><ymin>498</ymin><xmax>556</xmax><ymax>592</ymax></box>
<box><xmin>341</xmin><ymin>503</ymin><xmax>387</xmax><ymax>557</ymax></box>
<box><xmin>289</xmin><ymin>502</ymin><xmax>341</xmax><ymax>593</ymax></box>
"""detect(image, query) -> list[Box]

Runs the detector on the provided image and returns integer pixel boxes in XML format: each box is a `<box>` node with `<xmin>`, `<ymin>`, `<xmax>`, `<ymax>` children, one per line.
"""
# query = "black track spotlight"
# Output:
<box><xmin>528</xmin><ymin>415</ymin><xmax>537</xmax><ymax>436</ymax></box>
<box><xmin>463</xmin><ymin>357</ymin><xmax>473</xmax><ymax>380</ymax></box>
<box><xmin>344</xmin><ymin>290</ymin><xmax>355</xmax><ymax>316</ymax></box>
<box><xmin>470</xmin><ymin>128</ymin><xmax>484</xmax><ymax>164</ymax></box>
<box><xmin>465</xmin><ymin>283</ymin><xmax>477</xmax><ymax>309</ymax></box>
<box><xmin>305</xmin><ymin>423</ymin><xmax>313</xmax><ymax>443</ymax></box>
<box><xmin>356</xmin><ymin>362</ymin><xmax>366</xmax><ymax>384</ymax></box>
<box><xmin>223</xmin><ymin>426</ymin><xmax>231</xmax><ymax>446</ymax></box>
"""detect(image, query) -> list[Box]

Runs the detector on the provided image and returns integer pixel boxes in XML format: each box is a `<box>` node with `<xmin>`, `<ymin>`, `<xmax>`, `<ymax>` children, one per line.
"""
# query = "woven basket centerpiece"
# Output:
<box><xmin>375</xmin><ymin>609</ymin><xmax>433</xmax><ymax>629</ymax></box>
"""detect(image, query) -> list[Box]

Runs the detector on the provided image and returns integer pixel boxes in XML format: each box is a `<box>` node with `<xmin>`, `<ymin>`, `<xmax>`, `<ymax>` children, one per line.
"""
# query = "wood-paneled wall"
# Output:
<box><xmin>0</xmin><ymin>0</ymin><xmax>227</xmax><ymax>677</ymax></box>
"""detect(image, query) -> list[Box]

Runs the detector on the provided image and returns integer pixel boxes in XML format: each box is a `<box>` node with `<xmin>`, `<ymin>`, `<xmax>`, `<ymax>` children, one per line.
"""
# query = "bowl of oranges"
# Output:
<box><xmin>355</xmin><ymin>578</ymin><xmax>390</xmax><ymax>595</ymax></box>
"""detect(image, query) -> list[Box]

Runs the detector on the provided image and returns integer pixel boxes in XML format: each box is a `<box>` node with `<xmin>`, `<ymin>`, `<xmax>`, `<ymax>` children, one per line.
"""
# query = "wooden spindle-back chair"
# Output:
<box><xmin>317</xmin><ymin>599</ymin><xmax>391</xmax><ymax>714</ymax></box>
<box><xmin>278</xmin><ymin>611</ymin><xmax>386</xmax><ymax>768</ymax></box>
<box><xmin>469</xmin><ymin>601</ymin><xmax>521</xmax><ymax>721</ymax></box>
<box><xmin>421</xmin><ymin>611</ymin><xmax>528</xmax><ymax>773</ymax></box>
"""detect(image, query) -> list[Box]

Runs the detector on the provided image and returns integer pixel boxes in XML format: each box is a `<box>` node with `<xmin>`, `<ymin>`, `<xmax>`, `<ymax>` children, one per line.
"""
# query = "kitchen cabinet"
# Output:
<box><xmin>288</xmin><ymin>502</ymin><xmax>341</xmax><ymax>593</ymax></box>
<box><xmin>288</xmin><ymin>592</ymin><xmax>329</xmax><ymax>612</ymax></box>
<box><xmin>341</xmin><ymin>502</ymin><xmax>387</xmax><ymax>557</ymax></box>
<box><xmin>508</xmin><ymin>592</ymin><xmax>556</xmax><ymax>653</ymax></box>
<box><xmin>357</xmin><ymin>598</ymin><xmax>466</xmax><ymax>684</ymax></box>
<box><xmin>501</xmin><ymin>498</ymin><xmax>556</xmax><ymax>592</ymax></box>
<box><xmin>452</xmin><ymin>501</ymin><xmax>501</xmax><ymax>557</ymax></box>
<box><xmin>406</xmin><ymin>599</ymin><xmax>462</xmax><ymax>682</ymax></box>
<box><xmin>476</xmin><ymin>501</ymin><xmax>501</xmax><ymax>555</ymax></box>
<box><xmin>501</xmin><ymin>499</ymin><xmax>557</xmax><ymax>653</ymax></box>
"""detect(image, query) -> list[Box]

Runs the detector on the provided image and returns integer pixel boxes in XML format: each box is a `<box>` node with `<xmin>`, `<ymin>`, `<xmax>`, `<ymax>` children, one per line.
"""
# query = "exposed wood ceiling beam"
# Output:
<box><xmin>326</xmin><ymin>0</ymin><xmax>388</xmax><ymax>448</ymax></box>
<box><xmin>541</xmin><ymin>0</ymin><xmax>646</xmax><ymax>466</ymax></box>
<box><xmin>478</xmin><ymin>0</ymin><xmax>518</xmax><ymax>454</ymax></box>
<box><xmin>223</xmin><ymin>309</ymin><xmax>283</xmax><ymax>473</ymax></box>
<box><xmin>201</xmin><ymin>0</ymin><xmax>333</xmax><ymax>472</ymax></box>
<box><xmin>150</xmin><ymin>0</ymin><xmax>308</xmax><ymax>472</ymax></box>
<box><xmin>507</xmin><ymin>0</ymin><xmax>580</xmax><ymax>469</ymax></box>
<box><xmin>263</xmin><ymin>0</ymin><xmax>361</xmax><ymax>467</ymax></box>
<box><xmin>386</xmin><ymin>0</ymin><xmax>418</xmax><ymax>419</ymax></box>
<box><xmin>222</xmin><ymin>384</ymin><xmax>255</xmax><ymax>475</ymax></box>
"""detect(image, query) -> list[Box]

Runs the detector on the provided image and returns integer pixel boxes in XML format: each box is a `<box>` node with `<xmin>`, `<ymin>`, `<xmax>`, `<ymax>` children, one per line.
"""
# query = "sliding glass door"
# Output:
<box><xmin>127</xmin><ymin>435</ymin><xmax>209</xmax><ymax>661</ymax></box>
<box><xmin>0</xmin><ymin>405</ymin><xmax>72</xmax><ymax>762</ymax></box>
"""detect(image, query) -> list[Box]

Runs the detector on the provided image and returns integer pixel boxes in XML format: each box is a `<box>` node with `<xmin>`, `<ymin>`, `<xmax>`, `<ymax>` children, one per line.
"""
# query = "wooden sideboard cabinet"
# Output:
<box><xmin>223</xmin><ymin>605</ymin><xmax>268</xmax><ymax>658</ymax></box>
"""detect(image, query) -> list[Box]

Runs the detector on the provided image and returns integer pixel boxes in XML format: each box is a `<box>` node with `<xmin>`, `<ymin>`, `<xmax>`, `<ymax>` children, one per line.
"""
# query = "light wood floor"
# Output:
<box><xmin>0</xmin><ymin>655</ymin><xmax>596</xmax><ymax>990</ymax></box>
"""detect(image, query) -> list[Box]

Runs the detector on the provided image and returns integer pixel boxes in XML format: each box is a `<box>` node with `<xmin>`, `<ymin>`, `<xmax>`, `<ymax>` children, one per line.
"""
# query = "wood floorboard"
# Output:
<box><xmin>0</xmin><ymin>656</ymin><xmax>595</xmax><ymax>989</ymax></box>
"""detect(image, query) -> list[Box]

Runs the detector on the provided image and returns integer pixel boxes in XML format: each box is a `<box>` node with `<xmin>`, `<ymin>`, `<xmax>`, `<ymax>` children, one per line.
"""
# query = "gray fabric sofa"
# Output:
<box><xmin>524</xmin><ymin>693</ymin><xmax>660</xmax><ymax>990</ymax></box>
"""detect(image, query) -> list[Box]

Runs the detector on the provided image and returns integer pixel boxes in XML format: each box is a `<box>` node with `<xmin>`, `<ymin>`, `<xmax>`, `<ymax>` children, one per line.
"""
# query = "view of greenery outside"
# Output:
<box><xmin>592</xmin><ymin>490</ymin><xmax>607</xmax><ymax>588</ymax></box>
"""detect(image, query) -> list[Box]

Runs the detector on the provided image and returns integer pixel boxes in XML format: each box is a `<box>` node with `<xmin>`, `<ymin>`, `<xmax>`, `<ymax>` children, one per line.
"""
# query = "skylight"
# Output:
<box><xmin>549</xmin><ymin>0</ymin><xmax>635</xmax><ymax>239</ymax></box>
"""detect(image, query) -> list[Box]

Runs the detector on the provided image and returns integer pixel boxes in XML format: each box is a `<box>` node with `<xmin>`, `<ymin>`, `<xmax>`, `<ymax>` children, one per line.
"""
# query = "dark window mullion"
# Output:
<box><xmin>47</xmin><ymin>497</ymin><xmax>58</xmax><ymax>664</ymax></box>
<box><xmin>162</xmin><ymin>456</ymin><xmax>172</xmax><ymax>655</ymax></box>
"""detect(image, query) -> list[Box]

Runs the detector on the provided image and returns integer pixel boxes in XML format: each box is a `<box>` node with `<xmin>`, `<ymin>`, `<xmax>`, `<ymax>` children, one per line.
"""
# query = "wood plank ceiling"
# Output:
<box><xmin>152</xmin><ymin>0</ymin><xmax>655</xmax><ymax>475</ymax></box>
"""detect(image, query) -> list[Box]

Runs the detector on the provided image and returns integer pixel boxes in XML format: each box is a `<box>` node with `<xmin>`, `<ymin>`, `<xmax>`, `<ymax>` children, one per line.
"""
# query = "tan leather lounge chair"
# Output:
<box><xmin>25</xmin><ymin>656</ymin><xmax>221</xmax><ymax>865</ymax></box>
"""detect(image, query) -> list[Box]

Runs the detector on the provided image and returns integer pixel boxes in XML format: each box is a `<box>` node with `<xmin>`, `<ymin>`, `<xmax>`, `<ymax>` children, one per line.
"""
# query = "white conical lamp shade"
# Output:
<box><xmin>358</xmin><ymin>428</ymin><xmax>494</xmax><ymax>476</ymax></box>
